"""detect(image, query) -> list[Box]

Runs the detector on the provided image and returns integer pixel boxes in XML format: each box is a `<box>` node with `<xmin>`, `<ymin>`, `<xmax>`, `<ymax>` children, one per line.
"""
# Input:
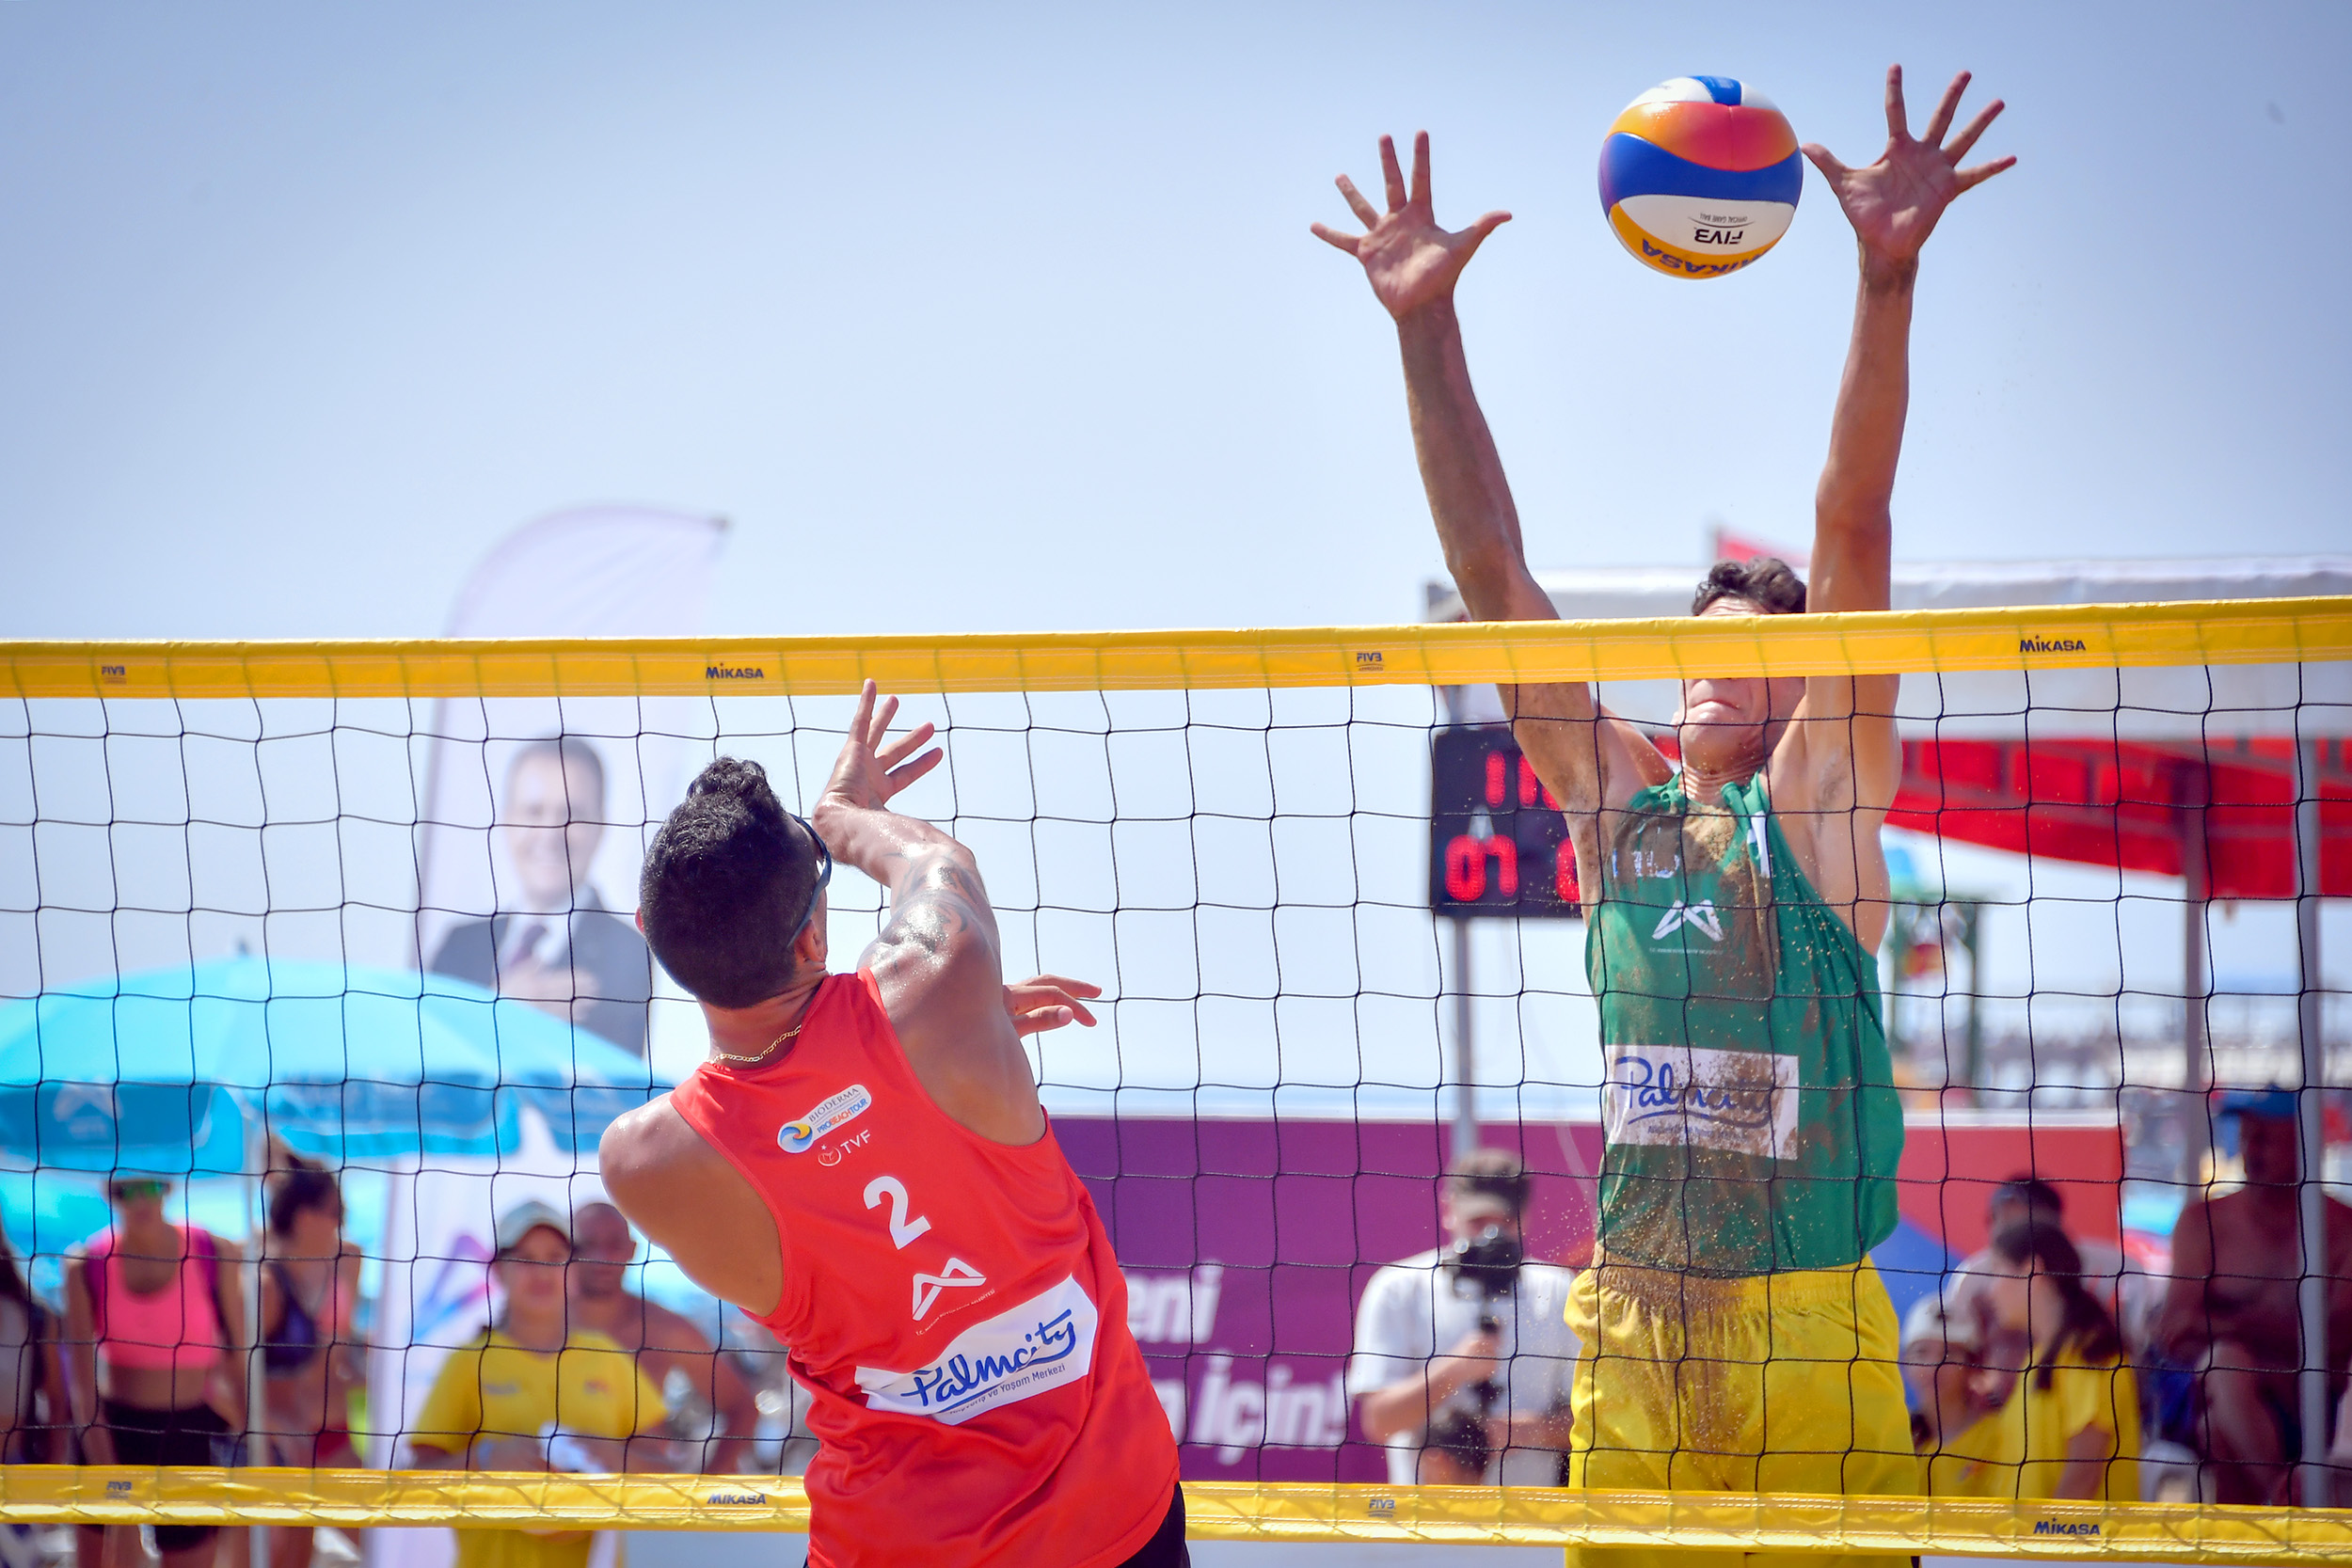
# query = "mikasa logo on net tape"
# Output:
<box><xmin>779</xmin><ymin>1085</ymin><xmax>872</xmax><ymax>1153</ymax></box>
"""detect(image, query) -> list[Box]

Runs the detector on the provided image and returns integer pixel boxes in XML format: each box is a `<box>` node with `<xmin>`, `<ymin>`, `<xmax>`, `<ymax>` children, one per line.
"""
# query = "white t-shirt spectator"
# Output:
<box><xmin>1346</xmin><ymin>1250</ymin><xmax>1581</xmax><ymax>1485</ymax></box>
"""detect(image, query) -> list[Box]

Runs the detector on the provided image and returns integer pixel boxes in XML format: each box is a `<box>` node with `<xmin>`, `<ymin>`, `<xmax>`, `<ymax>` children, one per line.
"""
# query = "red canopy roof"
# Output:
<box><xmin>1889</xmin><ymin>736</ymin><xmax>2352</xmax><ymax>899</ymax></box>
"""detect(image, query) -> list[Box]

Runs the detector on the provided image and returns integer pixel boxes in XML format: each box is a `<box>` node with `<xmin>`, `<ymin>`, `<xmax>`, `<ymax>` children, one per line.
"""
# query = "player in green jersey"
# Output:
<box><xmin>1317</xmin><ymin>66</ymin><xmax>2012</xmax><ymax>1558</ymax></box>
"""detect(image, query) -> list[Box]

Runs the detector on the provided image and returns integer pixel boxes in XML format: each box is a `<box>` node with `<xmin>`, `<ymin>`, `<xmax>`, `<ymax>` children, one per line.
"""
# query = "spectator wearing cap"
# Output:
<box><xmin>566</xmin><ymin>1202</ymin><xmax>757</xmax><ymax>1472</ymax></box>
<box><xmin>2153</xmin><ymin>1088</ymin><xmax>2352</xmax><ymax>1504</ymax></box>
<box><xmin>1347</xmin><ymin>1148</ymin><xmax>1580</xmax><ymax>1485</ymax></box>
<box><xmin>411</xmin><ymin>1201</ymin><xmax>667</xmax><ymax>1568</ymax></box>
<box><xmin>1903</xmin><ymin>1175</ymin><xmax>2155</xmax><ymax>1448</ymax></box>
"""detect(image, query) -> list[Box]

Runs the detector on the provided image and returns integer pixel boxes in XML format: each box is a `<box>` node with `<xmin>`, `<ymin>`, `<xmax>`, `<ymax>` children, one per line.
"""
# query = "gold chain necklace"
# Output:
<box><xmin>710</xmin><ymin>1016</ymin><xmax>810</xmax><ymax>1069</ymax></box>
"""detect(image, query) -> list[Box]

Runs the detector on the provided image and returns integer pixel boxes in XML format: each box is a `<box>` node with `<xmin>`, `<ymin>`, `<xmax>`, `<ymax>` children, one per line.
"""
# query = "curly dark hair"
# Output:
<box><xmin>639</xmin><ymin>757</ymin><xmax>822</xmax><ymax>1008</ymax></box>
<box><xmin>1692</xmin><ymin>557</ymin><xmax>1807</xmax><ymax>616</ymax></box>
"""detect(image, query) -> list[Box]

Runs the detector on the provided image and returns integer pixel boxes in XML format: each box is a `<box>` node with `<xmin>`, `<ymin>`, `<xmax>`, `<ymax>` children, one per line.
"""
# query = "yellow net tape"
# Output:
<box><xmin>4</xmin><ymin>1471</ymin><xmax>2352</xmax><ymax>1561</ymax></box>
<box><xmin>3</xmin><ymin>594</ymin><xmax>2346</xmax><ymax>699</ymax></box>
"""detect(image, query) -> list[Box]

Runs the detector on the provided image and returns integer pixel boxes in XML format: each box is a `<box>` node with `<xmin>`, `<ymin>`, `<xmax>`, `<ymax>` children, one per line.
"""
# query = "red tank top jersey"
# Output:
<box><xmin>668</xmin><ymin>971</ymin><xmax>1177</xmax><ymax>1568</ymax></box>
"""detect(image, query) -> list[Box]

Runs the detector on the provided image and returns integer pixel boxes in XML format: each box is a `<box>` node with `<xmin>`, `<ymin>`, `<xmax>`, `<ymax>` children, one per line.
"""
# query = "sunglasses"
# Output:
<box><xmin>787</xmin><ymin>813</ymin><xmax>834</xmax><ymax>942</ymax></box>
<box><xmin>108</xmin><ymin>1180</ymin><xmax>168</xmax><ymax>1201</ymax></box>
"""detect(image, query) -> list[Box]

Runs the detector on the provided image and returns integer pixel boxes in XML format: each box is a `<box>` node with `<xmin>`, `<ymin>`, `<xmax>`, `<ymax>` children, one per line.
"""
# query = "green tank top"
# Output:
<box><xmin>1586</xmin><ymin>771</ymin><xmax>1902</xmax><ymax>1276</ymax></box>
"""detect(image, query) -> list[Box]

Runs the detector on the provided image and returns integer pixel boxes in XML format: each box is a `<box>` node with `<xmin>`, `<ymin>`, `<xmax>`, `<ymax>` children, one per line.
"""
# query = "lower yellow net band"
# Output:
<box><xmin>5</xmin><ymin>1471</ymin><xmax>2352</xmax><ymax>1562</ymax></box>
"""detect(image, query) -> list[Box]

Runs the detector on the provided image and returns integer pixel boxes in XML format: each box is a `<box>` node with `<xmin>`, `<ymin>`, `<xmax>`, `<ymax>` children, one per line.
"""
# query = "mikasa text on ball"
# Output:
<box><xmin>1598</xmin><ymin>75</ymin><xmax>1803</xmax><ymax>278</ymax></box>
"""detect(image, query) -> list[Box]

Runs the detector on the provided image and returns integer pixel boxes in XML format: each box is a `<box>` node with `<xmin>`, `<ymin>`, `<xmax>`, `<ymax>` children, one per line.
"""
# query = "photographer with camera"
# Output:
<box><xmin>1347</xmin><ymin>1149</ymin><xmax>1580</xmax><ymax>1484</ymax></box>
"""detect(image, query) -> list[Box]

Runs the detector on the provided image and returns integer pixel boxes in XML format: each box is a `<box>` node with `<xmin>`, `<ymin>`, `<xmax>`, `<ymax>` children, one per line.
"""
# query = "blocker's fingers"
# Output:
<box><xmin>868</xmin><ymin>692</ymin><xmax>902</xmax><ymax>746</ymax></box>
<box><xmin>880</xmin><ymin>746</ymin><xmax>944</xmax><ymax>798</ymax></box>
<box><xmin>1378</xmin><ymin>134</ymin><xmax>1407</xmax><ymax>211</ymax></box>
<box><xmin>1955</xmin><ymin>153</ymin><xmax>2018</xmax><ymax>192</ymax></box>
<box><xmin>1310</xmin><ymin>221</ymin><xmax>1361</xmax><ymax>255</ymax></box>
<box><xmin>848</xmin><ymin>678</ymin><xmax>879</xmax><ymax>745</ymax></box>
<box><xmin>1409</xmin><ymin>130</ymin><xmax>1432</xmax><ymax>210</ymax></box>
<box><xmin>1800</xmin><ymin>143</ymin><xmax>1850</xmax><ymax>179</ymax></box>
<box><xmin>1944</xmin><ymin>98</ymin><xmax>2005</xmax><ymax>163</ymax></box>
<box><xmin>1921</xmin><ymin>69</ymin><xmax>1971</xmax><ymax>148</ymax></box>
<box><xmin>1462</xmin><ymin>209</ymin><xmax>1512</xmax><ymax>246</ymax></box>
<box><xmin>876</xmin><ymin>721</ymin><xmax>936</xmax><ymax>770</ymax></box>
<box><xmin>1335</xmin><ymin>174</ymin><xmax>1380</xmax><ymax>229</ymax></box>
<box><xmin>1883</xmin><ymin>63</ymin><xmax>1909</xmax><ymax>140</ymax></box>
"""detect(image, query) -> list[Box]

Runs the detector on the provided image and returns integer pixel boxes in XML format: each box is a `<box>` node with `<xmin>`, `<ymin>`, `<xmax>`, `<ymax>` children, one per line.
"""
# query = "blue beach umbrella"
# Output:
<box><xmin>0</xmin><ymin>957</ymin><xmax>669</xmax><ymax>1176</ymax></box>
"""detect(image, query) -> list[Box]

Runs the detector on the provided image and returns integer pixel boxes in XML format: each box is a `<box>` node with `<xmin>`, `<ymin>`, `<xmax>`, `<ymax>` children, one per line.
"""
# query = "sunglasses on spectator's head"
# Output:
<box><xmin>108</xmin><ymin>1179</ymin><xmax>168</xmax><ymax>1201</ymax></box>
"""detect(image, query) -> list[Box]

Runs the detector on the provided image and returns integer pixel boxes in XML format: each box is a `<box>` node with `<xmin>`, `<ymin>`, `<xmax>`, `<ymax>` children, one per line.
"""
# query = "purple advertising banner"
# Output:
<box><xmin>1057</xmin><ymin>1117</ymin><xmax>1604</xmax><ymax>1483</ymax></box>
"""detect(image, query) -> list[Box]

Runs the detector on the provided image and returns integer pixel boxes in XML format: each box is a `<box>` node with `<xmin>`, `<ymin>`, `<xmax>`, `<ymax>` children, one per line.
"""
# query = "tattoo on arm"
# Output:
<box><xmin>873</xmin><ymin>848</ymin><xmax>998</xmax><ymax>961</ymax></box>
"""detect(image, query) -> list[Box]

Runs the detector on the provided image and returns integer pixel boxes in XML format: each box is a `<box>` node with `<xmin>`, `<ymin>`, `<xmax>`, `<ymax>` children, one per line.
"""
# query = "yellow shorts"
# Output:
<box><xmin>1564</xmin><ymin>1259</ymin><xmax>1919</xmax><ymax>1568</ymax></box>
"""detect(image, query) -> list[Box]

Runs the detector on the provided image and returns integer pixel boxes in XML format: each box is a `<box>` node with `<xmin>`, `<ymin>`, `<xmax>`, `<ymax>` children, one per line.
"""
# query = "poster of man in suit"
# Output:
<box><xmin>428</xmin><ymin>736</ymin><xmax>653</xmax><ymax>1056</ymax></box>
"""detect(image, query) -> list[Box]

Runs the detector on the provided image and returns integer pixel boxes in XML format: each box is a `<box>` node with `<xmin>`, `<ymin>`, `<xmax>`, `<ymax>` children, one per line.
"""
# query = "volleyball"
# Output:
<box><xmin>1598</xmin><ymin>74</ymin><xmax>1804</xmax><ymax>278</ymax></box>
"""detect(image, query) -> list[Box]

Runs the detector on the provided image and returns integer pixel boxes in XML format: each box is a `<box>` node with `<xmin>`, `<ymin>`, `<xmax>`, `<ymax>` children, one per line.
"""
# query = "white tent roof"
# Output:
<box><xmin>1424</xmin><ymin>555</ymin><xmax>2352</xmax><ymax>623</ymax></box>
<box><xmin>1425</xmin><ymin>556</ymin><xmax>2352</xmax><ymax>737</ymax></box>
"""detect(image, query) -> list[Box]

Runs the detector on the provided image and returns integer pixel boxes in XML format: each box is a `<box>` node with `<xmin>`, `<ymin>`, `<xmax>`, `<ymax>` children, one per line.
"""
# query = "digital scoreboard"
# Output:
<box><xmin>1427</xmin><ymin>725</ymin><xmax>1581</xmax><ymax>919</ymax></box>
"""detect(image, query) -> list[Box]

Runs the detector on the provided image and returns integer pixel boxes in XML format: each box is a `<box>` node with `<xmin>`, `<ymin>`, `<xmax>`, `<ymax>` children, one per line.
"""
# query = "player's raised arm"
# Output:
<box><xmin>1776</xmin><ymin>67</ymin><xmax>2012</xmax><ymax>942</ymax></box>
<box><xmin>815</xmin><ymin>680</ymin><xmax>1047</xmax><ymax>1145</ymax></box>
<box><xmin>1313</xmin><ymin>133</ymin><xmax>1535</xmax><ymax>624</ymax></box>
<box><xmin>1803</xmin><ymin>66</ymin><xmax>2011</xmax><ymax>620</ymax></box>
<box><xmin>1317</xmin><ymin>134</ymin><xmax>1658</xmax><ymax>822</ymax></box>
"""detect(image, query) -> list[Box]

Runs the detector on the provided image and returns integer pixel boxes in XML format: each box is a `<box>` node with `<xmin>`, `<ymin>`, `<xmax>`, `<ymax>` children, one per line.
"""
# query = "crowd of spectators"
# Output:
<box><xmin>1341</xmin><ymin>1099</ymin><xmax>2352</xmax><ymax>1507</ymax></box>
<box><xmin>7</xmin><ymin>1090</ymin><xmax>2352</xmax><ymax>1567</ymax></box>
<box><xmin>0</xmin><ymin>1171</ymin><xmax>788</xmax><ymax>1568</ymax></box>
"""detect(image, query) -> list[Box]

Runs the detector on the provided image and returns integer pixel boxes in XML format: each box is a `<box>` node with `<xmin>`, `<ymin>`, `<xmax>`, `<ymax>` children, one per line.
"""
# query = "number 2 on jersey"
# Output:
<box><xmin>863</xmin><ymin>1175</ymin><xmax>933</xmax><ymax>1249</ymax></box>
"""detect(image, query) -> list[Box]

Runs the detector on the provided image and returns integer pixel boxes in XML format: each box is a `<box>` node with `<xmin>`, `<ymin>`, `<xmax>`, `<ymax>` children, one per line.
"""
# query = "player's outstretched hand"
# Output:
<box><xmin>1312</xmin><ymin>131</ymin><xmax>1510</xmax><ymax>322</ymax></box>
<box><xmin>818</xmin><ymin>679</ymin><xmax>943</xmax><ymax>823</ymax></box>
<box><xmin>1804</xmin><ymin>66</ymin><xmax>2013</xmax><ymax>269</ymax></box>
<box><xmin>1005</xmin><ymin>974</ymin><xmax>1103</xmax><ymax>1037</ymax></box>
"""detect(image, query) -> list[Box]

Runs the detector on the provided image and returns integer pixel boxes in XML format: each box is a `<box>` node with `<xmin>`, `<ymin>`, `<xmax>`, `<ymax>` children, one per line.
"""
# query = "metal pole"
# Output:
<box><xmin>2294</xmin><ymin>736</ymin><xmax>2329</xmax><ymax>1508</ymax></box>
<box><xmin>2181</xmin><ymin>805</ymin><xmax>2211</xmax><ymax>1189</ymax></box>
<box><xmin>1451</xmin><ymin>916</ymin><xmax>1478</xmax><ymax>1159</ymax></box>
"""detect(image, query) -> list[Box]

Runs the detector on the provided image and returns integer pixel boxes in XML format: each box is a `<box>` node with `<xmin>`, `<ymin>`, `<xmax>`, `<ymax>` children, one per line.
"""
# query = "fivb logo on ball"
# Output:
<box><xmin>779</xmin><ymin>1084</ymin><xmax>872</xmax><ymax>1154</ymax></box>
<box><xmin>1599</xmin><ymin>75</ymin><xmax>1803</xmax><ymax>278</ymax></box>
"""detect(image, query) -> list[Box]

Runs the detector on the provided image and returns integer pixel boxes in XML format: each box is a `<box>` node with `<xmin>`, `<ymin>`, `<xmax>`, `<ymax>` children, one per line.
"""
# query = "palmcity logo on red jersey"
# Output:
<box><xmin>779</xmin><ymin>1084</ymin><xmax>873</xmax><ymax>1154</ymax></box>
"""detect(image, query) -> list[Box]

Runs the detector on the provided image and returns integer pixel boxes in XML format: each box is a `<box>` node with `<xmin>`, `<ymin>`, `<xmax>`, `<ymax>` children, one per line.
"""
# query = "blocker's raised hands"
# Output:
<box><xmin>1805</xmin><ymin>66</ymin><xmax>2014</xmax><ymax>268</ymax></box>
<box><xmin>1312</xmin><ymin>132</ymin><xmax>1510</xmax><ymax>321</ymax></box>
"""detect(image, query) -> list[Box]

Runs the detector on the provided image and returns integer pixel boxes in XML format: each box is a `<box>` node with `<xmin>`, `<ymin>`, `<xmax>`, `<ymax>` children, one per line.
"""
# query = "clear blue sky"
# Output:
<box><xmin>2</xmin><ymin>0</ymin><xmax>2344</xmax><ymax>641</ymax></box>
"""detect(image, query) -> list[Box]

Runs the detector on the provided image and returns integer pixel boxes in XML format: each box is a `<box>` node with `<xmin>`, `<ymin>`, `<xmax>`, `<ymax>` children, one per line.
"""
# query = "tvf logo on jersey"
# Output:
<box><xmin>779</xmin><ymin>1084</ymin><xmax>873</xmax><ymax>1154</ymax></box>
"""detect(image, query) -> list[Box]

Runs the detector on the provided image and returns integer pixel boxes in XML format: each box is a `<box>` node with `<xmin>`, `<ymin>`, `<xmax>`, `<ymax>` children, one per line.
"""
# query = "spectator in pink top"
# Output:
<box><xmin>64</xmin><ymin>1173</ymin><xmax>249</xmax><ymax>1568</ymax></box>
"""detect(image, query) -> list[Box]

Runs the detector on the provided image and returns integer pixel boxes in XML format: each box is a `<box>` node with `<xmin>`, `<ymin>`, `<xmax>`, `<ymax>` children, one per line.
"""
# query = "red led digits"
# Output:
<box><xmin>1443</xmin><ymin>832</ymin><xmax>1519</xmax><ymax>901</ymax></box>
<box><xmin>1489</xmin><ymin>835</ymin><xmax>1519</xmax><ymax>896</ymax></box>
<box><xmin>1444</xmin><ymin>834</ymin><xmax>1485</xmax><ymax>899</ymax></box>
<box><xmin>1518</xmin><ymin>755</ymin><xmax>1558</xmax><ymax>809</ymax></box>
<box><xmin>1430</xmin><ymin>728</ymin><xmax>1581</xmax><ymax>919</ymax></box>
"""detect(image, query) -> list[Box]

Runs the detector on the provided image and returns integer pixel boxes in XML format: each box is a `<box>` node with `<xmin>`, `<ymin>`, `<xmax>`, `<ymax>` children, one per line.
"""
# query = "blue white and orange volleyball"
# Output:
<box><xmin>1597</xmin><ymin>75</ymin><xmax>1803</xmax><ymax>279</ymax></box>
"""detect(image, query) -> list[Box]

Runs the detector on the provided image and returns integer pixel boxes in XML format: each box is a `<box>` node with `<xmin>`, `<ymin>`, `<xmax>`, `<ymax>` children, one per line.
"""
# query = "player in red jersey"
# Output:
<box><xmin>600</xmin><ymin>681</ymin><xmax>1184</xmax><ymax>1568</ymax></box>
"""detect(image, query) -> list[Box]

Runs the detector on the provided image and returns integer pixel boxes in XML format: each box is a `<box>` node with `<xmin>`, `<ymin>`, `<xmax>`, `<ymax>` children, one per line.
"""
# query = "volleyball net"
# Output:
<box><xmin>0</xmin><ymin>597</ymin><xmax>2347</xmax><ymax>1561</ymax></box>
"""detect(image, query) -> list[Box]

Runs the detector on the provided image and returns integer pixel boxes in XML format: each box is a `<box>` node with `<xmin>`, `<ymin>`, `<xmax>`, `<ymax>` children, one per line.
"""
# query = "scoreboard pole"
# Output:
<box><xmin>1449</xmin><ymin>915</ymin><xmax>1477</xmax><ymax>1159</ymax></box>
<box><xmin>1430</xmin><ymin>720</ymin><xmax>1585</xmax><ymax>1163</ymax></box>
